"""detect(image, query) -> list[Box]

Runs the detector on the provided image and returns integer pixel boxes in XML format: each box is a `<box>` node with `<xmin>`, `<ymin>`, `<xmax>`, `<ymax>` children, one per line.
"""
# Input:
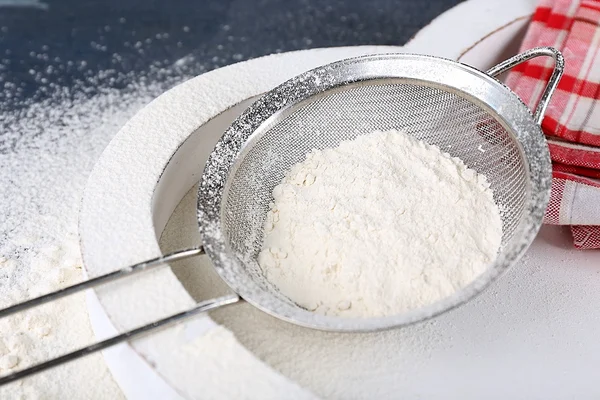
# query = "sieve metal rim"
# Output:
<box><xmin>197</xmin><ymin>50</ymin><xmax>555</xmax><ymax>332</ymax></box>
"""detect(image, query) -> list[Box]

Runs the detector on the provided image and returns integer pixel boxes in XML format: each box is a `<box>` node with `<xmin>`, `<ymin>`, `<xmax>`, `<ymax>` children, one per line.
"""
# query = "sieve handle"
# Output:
<box><xmin>486</xmin><ymin>46</ymin><xmax>564</xmax><ymax>125</ymax></box>
<box><xmin>0</xmin><ymin>247</ymin><xmax>241</xmax><ymax>386</ymax></box>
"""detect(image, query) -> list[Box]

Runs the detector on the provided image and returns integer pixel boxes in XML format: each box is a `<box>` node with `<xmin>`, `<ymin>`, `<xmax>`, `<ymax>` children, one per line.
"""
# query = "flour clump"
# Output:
<box><xmin>258</xmin><ymin>129</ymin><xmax>503</xmax><ymax>317</ymax></box>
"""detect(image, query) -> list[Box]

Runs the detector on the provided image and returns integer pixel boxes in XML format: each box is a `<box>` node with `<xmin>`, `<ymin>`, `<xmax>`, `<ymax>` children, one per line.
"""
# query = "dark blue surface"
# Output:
<box><xmin>0</xmin><ymin>0</ymin><xmax>464</xmax><ymax>110</ymax></box>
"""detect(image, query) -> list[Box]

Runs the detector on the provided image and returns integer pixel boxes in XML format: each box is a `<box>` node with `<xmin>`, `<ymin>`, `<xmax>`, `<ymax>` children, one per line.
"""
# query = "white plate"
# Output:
<box><xmin>81</xmin><ymin>45</ymin><xmax>409</xmax><ymax>400</ymax></box>
<box><xmin>81</xmin><ymin>0</ymin><xmax>600</xmax><ymax>398</ymax></box>
<box><xmin>406</xmin><ymin>0</ymin><xmax>537</xmax><ymax>68</ymax></box>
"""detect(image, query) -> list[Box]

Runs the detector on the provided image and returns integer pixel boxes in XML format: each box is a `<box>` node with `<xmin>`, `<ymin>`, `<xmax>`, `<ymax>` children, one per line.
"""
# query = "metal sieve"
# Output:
<box><xmin>0</xmin><ymin>47</ymin><xmax>563</xmax><ymax>384</ymax></box>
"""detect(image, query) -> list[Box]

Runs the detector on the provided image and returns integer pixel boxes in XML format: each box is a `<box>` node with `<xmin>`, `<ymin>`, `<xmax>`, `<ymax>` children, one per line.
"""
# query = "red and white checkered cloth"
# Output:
<box><xmin>505</xmin><ymin>0</ymin><xmax>600</xmax><ymax>249</ymax></box>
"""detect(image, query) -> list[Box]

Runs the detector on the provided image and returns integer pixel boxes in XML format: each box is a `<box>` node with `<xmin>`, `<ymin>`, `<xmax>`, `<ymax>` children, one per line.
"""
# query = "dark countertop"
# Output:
<box><xmin>0</xmin><ymin>0</ymin><xmax>464</xmax><ymax>111</ymax></box>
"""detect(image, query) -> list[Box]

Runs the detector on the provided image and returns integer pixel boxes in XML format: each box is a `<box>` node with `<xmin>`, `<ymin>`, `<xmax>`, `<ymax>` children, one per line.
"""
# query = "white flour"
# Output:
<box><xmin>0</xmin><ymin>61</ymin><xmax>196</xmax><ymax>397</ymax></box>
<box><xmin>259</xmin><ymin>129</ymin><xmax>503</xmax><ymax>317</ymax></box>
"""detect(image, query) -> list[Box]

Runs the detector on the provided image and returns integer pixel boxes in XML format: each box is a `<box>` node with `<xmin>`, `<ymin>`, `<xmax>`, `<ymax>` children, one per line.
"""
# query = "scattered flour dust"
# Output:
<box><xmin>0</xmin><ymin>66</ymin><xmax>195</xmax><ymax>397</ymax></box>
<box><xmin>259</xmin><ymin>129</ymin><xmax>503</xmax><ymax>317</ymax></box>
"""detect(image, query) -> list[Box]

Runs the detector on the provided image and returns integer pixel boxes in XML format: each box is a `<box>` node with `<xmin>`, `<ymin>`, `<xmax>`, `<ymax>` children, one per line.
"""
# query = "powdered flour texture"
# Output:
<box><xmin>259</xmin><ymin>129</ymin><xmax>503</xmax><ymax>317</ymax></box>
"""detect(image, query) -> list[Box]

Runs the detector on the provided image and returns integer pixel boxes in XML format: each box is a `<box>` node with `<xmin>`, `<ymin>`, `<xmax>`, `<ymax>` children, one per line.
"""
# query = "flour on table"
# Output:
<box><xmin>259</xmin><ymin>129</ymin><xmax>503</xmax><ymax>317</ymax></box>
<box><xmin>0</xmin><ymin>58</ymin><xmax>197</xmax><ymax>397</ymax></box>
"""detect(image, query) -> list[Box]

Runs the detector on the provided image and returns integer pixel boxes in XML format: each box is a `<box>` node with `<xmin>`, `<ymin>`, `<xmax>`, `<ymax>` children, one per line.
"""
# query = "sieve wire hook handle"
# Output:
<box><xmin>486</xmin><ymin>46</ymin><xmax>564</xmax><ymax>125</ymax></box>
<box><xmin>0</xmin><ymin>247</ymin><xmax>241</xmax><ymax>386</ymax></box>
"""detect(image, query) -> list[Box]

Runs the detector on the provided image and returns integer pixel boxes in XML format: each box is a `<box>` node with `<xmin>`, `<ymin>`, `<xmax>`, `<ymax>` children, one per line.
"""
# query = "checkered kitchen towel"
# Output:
<box><xmin>505</xmin><ymin>0</ymin><xmax>600</xmax><ymax>249</ymax></box>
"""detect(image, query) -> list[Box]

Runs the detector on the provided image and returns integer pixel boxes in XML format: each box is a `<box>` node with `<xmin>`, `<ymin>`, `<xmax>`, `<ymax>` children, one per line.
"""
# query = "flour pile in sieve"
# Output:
<box><xmin>259</xmin><ymin>129</ymin><xmax>503</xmax><ymax>317</ymax></box>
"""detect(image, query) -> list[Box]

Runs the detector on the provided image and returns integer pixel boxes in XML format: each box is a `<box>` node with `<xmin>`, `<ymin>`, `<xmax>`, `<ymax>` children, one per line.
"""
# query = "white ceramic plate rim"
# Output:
<box><xmin>80</xmin><ymin>45</ymin><xmax>409</xmax><ymax>400</ymax></box>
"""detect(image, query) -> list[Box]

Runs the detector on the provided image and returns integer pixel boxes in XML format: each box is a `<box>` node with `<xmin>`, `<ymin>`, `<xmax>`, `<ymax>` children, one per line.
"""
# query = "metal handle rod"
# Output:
<box><xmin>0</xmin><ymin>247</ymin><xmax>204</xmax><ymax>319</ymax></box>
<box><xmin>486</xmin><ymin>46</ymin><xmax>564</xmax><ymax>125</ymax></box>
<box><xmin>0</xmin><ymin>294</ymin><xmax>240</xmax><ymax>386</ymax></box>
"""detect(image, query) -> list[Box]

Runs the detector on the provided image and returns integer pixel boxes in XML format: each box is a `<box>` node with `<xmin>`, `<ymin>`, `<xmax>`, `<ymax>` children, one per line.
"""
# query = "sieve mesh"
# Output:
<box><xmin>222</xmin><ymin>80</ymin><xmax>528</xmax><ymax>289</ymax></box>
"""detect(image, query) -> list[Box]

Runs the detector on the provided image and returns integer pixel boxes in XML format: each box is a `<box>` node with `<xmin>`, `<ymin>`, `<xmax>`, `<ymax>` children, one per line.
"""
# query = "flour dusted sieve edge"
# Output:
<box><xmin>197</xmin><ymin>48</ymin><xmax>560</xmax><ymax>332</ymax></box>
